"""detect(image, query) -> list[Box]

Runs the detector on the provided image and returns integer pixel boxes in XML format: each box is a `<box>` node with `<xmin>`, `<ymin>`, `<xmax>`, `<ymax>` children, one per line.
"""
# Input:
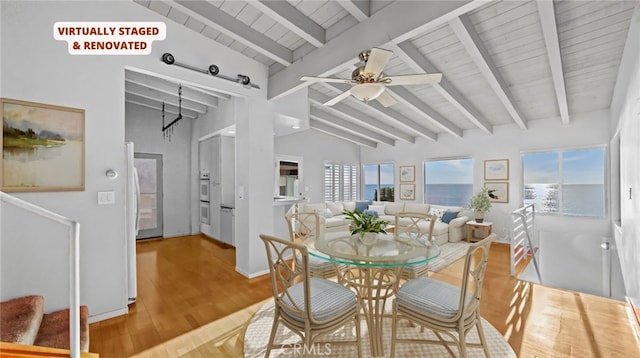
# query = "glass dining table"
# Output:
<box><xmin>304</xmin><ymin>230</ymin><xmax>441</xmax><ymax>357</ymax></box>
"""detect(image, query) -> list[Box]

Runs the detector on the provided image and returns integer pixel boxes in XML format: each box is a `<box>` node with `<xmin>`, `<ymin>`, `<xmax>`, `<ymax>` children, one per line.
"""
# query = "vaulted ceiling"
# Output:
<box><xmin>133</xmin><ymin>0</ymin><xmax>637</xmax><ymax>148</ymax></box>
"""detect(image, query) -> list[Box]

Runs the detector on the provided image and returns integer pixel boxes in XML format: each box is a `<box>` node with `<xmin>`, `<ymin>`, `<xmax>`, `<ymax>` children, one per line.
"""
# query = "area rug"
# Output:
<box><xmin>426</xmin><ymin>241</ymin><xmax>471</xmax><ymax>273</ymax></box>
<box><xmin>244</xmin><ymin>299</ymin><xmax>515</xmax><ymax>357</ymax></box>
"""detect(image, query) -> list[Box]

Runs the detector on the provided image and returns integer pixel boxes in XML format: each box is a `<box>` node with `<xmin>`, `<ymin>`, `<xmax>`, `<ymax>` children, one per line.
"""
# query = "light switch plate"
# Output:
<box><xmin>98</xmin><ymin>191</ymin><xmax>115</xmax><ymax>205</ymax></box>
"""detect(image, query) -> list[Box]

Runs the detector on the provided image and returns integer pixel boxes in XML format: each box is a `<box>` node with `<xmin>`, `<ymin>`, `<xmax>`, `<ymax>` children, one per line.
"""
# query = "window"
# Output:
<box><xmin>424</xmin><ymin>158</ymin><xmax>474</xmax><ymax>206</ymax></box>
<box><xmin>324</xmin><ymin>163</ymin><xmax>358</xmax><ymax>202</ymax></box>
<box><xmin>363</xmin><ymin>163</ymin><xmax>394</xmax><ymax>201</ymax></box>
<box><xmin>523</xmin><ymin>147</ymin><xmax>605</xmax><ymax>217</ymax></box>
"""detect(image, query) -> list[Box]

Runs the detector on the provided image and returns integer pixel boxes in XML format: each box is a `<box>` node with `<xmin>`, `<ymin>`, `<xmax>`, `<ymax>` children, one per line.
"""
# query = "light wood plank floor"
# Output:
<box><xmin>89</xmin><ymin>235</ymin><xmax>640</xmax><ymax>357</ymax></box>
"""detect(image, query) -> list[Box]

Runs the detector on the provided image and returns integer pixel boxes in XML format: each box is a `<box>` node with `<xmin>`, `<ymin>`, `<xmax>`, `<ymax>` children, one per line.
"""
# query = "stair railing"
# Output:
<box><xmin>0</xmin><ymin>192</ymin><xmax>81</xmax><ymax>358</ymax></box>
<box><xmin>510</xmin><ymin>204</ymin><xmax>542</xmax><ymax>283</ymax></box>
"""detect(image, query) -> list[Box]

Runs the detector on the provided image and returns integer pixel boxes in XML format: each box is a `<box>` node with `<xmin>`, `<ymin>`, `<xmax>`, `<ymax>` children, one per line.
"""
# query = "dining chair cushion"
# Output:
<box><xmin>396</xmin><ymin>277</ymin><xmax>472</xmax><ymax>319</ymax></box>
<box><xmin>401</xmin><ymin>263</ymin><xmax>428</xmax><ymax>274</ymax></box>
<box><xmin>281</xmin><ymin>277</ymin><xmax>357</xmax><ymax>322</ymax></box>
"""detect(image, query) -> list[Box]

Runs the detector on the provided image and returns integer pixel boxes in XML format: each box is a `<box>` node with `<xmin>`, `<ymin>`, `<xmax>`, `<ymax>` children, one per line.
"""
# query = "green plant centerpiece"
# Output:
<box><xmin>468</xmin><ymin>187</ymin><xmax>493</xmax><ymax>223</ymax></box>
<box><xmin>342</xmin><ymin>210</ymin><xmax>388</xmax><ymax>245</ymax></box>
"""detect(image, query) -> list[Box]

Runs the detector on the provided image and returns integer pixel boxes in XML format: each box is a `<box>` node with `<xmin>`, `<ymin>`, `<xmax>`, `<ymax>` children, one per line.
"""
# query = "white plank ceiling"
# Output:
<box><xmin>132</xmin><ymin>0</ymin><xmax>638</xmax><ymax>147</ymax></box>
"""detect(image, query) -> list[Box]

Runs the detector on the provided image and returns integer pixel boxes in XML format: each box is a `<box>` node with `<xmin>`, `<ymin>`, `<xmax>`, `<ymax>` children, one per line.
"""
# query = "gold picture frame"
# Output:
<box><xmin>399</xmin><ymin>183</ymin><xmax>415</xmax><ymax>200</ymax></box>
<box><xmin>399</xmin><ymin>165</ymin><xmax>415</xmax><ymax>182</ymax></box>
<box><xmin>1</xmin><ymin>98</ymin><xmax>85</xmax><ymax>192</ymax></box>
<box><xmin>484</xmin><ymin>159</ymin><xmax>509</xmax><ymax>181</ymax></box>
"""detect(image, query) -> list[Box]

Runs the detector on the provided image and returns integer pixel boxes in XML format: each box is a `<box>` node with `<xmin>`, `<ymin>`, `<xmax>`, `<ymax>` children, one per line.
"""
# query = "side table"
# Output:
<box><xmin>466</xmin><ymin>221</ymin><xmax>492</xmax><ymax>242</ymax></box>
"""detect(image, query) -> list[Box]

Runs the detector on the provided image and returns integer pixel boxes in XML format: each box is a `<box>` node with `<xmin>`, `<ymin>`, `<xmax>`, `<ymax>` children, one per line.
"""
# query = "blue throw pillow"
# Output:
<box><xmin>355</xmin><ymin>200</ymin><xmax>372</xmax><ymax>212</ymax></box>
<box><xmin>441</xmin><ymin>210</ymin><xmax>459</xmax><ymax>224</ymax></box>
<box><xmin>363</xmin><ymin>209</ymin><xmax>379</xmax><ymax>217</ymax></box>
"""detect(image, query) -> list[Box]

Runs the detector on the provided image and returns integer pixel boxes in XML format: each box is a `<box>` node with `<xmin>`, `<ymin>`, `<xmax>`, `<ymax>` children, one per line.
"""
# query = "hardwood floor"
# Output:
<box><xmin>89</xmin><ymin>235</ymin><xmax>640</xmax><ymax>357</ymax></box>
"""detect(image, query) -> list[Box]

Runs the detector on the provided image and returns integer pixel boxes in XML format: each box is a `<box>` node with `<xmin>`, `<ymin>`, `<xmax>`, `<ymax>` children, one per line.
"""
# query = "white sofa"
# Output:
<box><xmin>297</xmin><ymin>201</ymin><xmax>469</xmax><ymax>245</ymax></box>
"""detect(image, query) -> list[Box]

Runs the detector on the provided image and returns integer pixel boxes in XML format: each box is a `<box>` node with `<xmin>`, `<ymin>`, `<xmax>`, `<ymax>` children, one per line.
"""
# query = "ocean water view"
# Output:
<box><xmin>524</xmin><ymin>183</ymin><xmax>604</xmax><ymax>217</ymax></box>
<box><xmin>364</xmin><ymin>184</ymin><xmax>473</xmax><ymax>207</ymax></box>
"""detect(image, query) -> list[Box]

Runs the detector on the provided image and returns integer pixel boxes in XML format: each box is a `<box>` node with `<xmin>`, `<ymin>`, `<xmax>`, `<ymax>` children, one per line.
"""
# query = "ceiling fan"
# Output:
<box><xmin>300</xmin><ymin>47</ymin><xmax>442</xmax><ymax>107</ymax></box>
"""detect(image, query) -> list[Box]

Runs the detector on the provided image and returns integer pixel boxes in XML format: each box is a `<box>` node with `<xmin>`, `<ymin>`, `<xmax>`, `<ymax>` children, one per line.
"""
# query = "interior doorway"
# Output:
<box><xmin>134</xmin><ymin>153</ymin><xmax>163</xmax><ymax>239</ymax></box>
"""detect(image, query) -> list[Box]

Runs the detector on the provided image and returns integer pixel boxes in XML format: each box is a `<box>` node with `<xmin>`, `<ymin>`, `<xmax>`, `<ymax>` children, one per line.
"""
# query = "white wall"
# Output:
<box><xmin>275</xmin><ymin>129</ymin><xmax>361</xmax><ymax>203</ymax></box>
<box><xmin>610</xmin><ymin>6</ymin><xmax>640</xmax><ymax>308</ymax></box>
<box><xmin>361</xmin><ymin>111</ymin><xmax>612</xmax><ymax>242</ymax></box>
<box><xmin>1</xmin><ymin>0</ymin><xmax>272</xmax><ymax>320</ymax></box>
<box><xmin>125</xmin><ymin>103</ymin><xmax>192</xmax><ymax>238</ymax></box>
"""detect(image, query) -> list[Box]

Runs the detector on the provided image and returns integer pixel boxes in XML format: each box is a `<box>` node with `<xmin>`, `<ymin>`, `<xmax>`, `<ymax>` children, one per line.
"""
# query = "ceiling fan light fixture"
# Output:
<box><xmin>351</xmin><ymin>83</ymin><xmax>384</xmax><ymax>103</ymax></box>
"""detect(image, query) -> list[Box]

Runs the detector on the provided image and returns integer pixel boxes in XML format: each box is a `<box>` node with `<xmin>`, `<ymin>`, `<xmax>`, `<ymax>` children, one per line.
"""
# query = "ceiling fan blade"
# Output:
<box><xmin>381</xmin><ymin>73</ymin><xmax>442</xmax><ymax>86</ymax></box>
<box><xmin>376</xmin><ymin>90</ymin><xmax>397</xmax><ymax>107</ymax></box>
<box><xmin>300</xmin><ymin>76</ymin><xmax>353</xmax><ymax>84</ymax></box>
<box><xmin>363</xmin><ymin>48</ymin><xmax>393</xmax><ymax>78</ymax></box>
<box><xmin>324</xmin><ymin>90</ymin><xmax>353</xmax><ymax>106</ymax></box>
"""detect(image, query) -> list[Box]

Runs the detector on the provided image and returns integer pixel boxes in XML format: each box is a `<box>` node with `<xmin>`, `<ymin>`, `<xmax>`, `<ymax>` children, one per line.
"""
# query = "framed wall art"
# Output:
<box><xmin>399</xmin><ymin>183</ymin><xmax>415</xmax><ymax>200</ymax></box>
<box><xmin>484</xmin><ymin>182</ymin><xmax>509</xmax><ymax>203</ymax></box>
<box><xmin>399</xmin><ymin>165</ymin><xmax>415</xmax><ymax>182</ymax></box>
<box><xmin>1</xmin><ymin>98</ymin><xmax>85</xmax><ymax>192</ymax></box>
<box><xmin>484</xmin><ymin>159</ymin><xmax>509</xmax><ymax>181</ymax></box>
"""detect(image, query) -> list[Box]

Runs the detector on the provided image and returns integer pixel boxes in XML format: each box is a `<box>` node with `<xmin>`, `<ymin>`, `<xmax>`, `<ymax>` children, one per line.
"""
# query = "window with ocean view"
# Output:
<box><xmin>424</xmin><ymin>158</ymin><xmax>474</xmax><ymax>206</ymax></box>
<box><xmin>522</xmin><ymin>147</ymin><xmax>605</xmax><ymax>217</ymax></box>
<box><xmin>363</xmin><ymin>163</ymin><xmax>394</xmax><ymax>201</ymax></box>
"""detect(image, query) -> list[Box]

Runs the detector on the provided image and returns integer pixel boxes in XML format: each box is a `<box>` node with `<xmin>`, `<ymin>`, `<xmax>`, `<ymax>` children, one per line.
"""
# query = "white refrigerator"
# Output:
<box><xmin>125</xmin><ymin>142</ymin><xmax>140</xmax><ymax>304</ymax></box>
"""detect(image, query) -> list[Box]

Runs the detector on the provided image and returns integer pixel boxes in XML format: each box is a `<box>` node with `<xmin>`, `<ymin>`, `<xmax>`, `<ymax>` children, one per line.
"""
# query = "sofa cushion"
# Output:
<box><xmin>355</xmin><ymin>200</ymin><xmax>371</xmax><ymax>212</ymax></box>
<box><xmin>385</xmin><ymin>202</ymin><xmax>405</xmax><ymax>215</ymax></box>
<box><xmin>317</xmin><ymin>208</ymin><xmax>333</xmax><ymax>218</ymax></box>
<box><xmin>404</xmin><ymin>203</ymin><xmax>430</xmax><ymax>214</ymax></box>
<box><xmin>368</xmin><ymin>205</ymin><xmax>386</xmax><ymax>216</ymax></box>
<box><xmin>363</xmin><ymin>209</ymin><xmax>379</xmax><ymax>217</ymax></box>
<box><xmin>441</xmin><ymin>210</ymin><xmax>460</xmax><ymax>224</ymax></box>
<box><xmin>343</xmin><ymin>201</ymin><xmax>356</xmax><ymax>212</ymax></box>
<box><xmin>303</xmin><ymin>203</ymin><xmax>326</xmax><ymax>213</ymax></box>
<box><xmin>327</xmin><ymin>202</ymin><xmax>344</xmax><ymax>216</ymax></box>
<box><xmin>428</xmin><ymin>207</ymin><xmax>447</xmax><ymax>222</ymax></box>
<box><xmin>325</xmin><ymin>217</ymin><xmax>349</xmax><ymax>228</ymax></box>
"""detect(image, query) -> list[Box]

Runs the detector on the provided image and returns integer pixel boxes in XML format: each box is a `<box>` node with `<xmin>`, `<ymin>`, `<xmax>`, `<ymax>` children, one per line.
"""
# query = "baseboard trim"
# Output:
<box><xmin>626</xmin><ymin>297</ymin><xmax>640</xmax><ymax>342</ymax></box>
<box><xmin>88</xmin><ymin>307</ymin><xmax>128</xmax><ymax>324</ymax></box>
<box><xmin>236</xmin><ymin>266</ymin><xmax>269</xmax><ymax>279</ymax></box>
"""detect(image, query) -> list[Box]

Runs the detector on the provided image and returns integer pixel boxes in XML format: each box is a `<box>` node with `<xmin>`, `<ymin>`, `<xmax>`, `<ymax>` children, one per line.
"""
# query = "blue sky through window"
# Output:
<box><xmin>425</xmin><ymin>159</ymin><xmax>473</xmax><ymax>184</ymax></box>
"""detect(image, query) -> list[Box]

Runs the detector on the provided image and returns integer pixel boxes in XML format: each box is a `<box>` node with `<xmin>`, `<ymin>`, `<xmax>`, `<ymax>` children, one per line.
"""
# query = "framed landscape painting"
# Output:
<box><xmin>485</xmin><ymin>182</ymin><xmax>509</xmax><ymax>203</ymax></box>
<box><xmin>400</xmin><ymin>165</ymin><xmax>415</xmax><ymax>182</ymax></box>
<box><xmin>484</xmin><ymin>159</ymin><xmax>509</xmax><ymax>180</ymax></box>
<box><xmin>1</xmin><ymin>98</ymin><xmax>85</xmax><ymax>192</ymax></box>
<box><xmin>399</xmin><ymin>183</ymin><xmax>415</xmax><ymax>200</ymax></box>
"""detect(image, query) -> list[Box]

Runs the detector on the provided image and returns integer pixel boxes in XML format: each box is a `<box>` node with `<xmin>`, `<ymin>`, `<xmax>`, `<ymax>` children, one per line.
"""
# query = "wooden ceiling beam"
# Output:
<box><xmin>392</xmin><ymin>41</ymin><xmax>493</xmax><ymax>134</ymax></box>
<box><xmin>125</xmin><ymin>81</ymin><xmax>209</xmax><ymax>114</ymax></box>
<box><xmin>537</xmin><ymin>0</ymin><xmax>570</xmax><ymax>125</ymax></box>
<box><xmin>336</xmin><ymin>0</ymin><xmax>370</xmax><ymax>21</ymax></box>
<box><xmin>449</xmin><ymin>15</ymin><xmax>528</xmax><ymax>130</ymax></box>
<box><xmin>308</xmin><ymin>89</ymin><xmax>415</xmax><ymax>143</ymax></box>
<box><xmin>268</xmin><ymin>0</ymin><xmax>484</xmax><ymax>100</ymax></box>
<box><xmin>310</xmin><ymin>107</ymin><xmax>396</xmax><ymax>146</ymax></box>
<box><xmin>310</xmin><ymin>119</ymin><xmax>377</xmax><ymax>148</ymax></box>
<box><xmin>322</xmin><ymin>83</ymin><xmax>438</xmax><ymax>141</ymax></box>
<box><xmin>125</xmin><ymin>93</ymin><xmax>199</xmax><ymax>119</ymax></box>
<box><xmin>249</xmin><ymin>1</ymin><xmax>325</xmax><ymax>47</ymax></box>
<box><xmin>171</xmin><ymin>0</ymin><xmax>293</xmax><ymax>66</ymax></box>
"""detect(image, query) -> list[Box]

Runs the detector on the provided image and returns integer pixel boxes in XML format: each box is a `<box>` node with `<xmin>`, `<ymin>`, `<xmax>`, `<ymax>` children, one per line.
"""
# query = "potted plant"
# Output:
<box><xmin>468</xmin><ymin>187</ymin><xmax>492</xmax><ymax>223</ymax></box>
<box><xmin>342</xmin><ymin>210</ymin><xmax>388</xmax><ymax>245</ymax></box>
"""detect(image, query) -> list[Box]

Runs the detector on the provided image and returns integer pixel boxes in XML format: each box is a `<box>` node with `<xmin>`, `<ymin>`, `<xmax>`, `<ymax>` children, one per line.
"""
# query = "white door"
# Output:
<box><xmin>134</xmin><ymin>153</ymin><xmax>163</xmax><ymax>239</ymax></box>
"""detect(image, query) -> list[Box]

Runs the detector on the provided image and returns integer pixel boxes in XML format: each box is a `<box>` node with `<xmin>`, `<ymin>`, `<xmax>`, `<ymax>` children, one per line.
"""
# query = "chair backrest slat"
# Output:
<box><xmin>394</xmin><ymin>212</ymin><xmax>437</xmax><ymax>244</ymax></box>
<box><xmin>458</xmin><ymin>233</ymin><xmax>496</xmax><ymax>319</ymax></box>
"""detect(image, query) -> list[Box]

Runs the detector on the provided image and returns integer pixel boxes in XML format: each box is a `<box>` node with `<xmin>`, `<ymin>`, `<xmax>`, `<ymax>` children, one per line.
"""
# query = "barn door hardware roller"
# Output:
<box><xmin>161</xmin><ymin>52</ymin><xmax>260</xmax><ymax>90</ymax></box>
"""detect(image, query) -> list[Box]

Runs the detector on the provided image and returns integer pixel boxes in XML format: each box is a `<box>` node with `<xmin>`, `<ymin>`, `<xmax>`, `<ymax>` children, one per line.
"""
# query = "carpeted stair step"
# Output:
<box><xmin>0</xmin><ymin>295</ymin><xmax>45</xmax><ymax>345</ymax></box>
<box><xmin>34</xmin><ymin>305</ymin><xmax>89</xmax><ymax>352</ymax></box>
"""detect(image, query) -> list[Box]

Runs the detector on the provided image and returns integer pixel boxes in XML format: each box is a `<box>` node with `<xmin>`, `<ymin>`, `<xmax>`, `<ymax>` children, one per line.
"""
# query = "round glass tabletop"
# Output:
<box><xmin>305</xmin><ymin>231</ymin><xmax>440</xmax><ymax>267</ymax></box>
